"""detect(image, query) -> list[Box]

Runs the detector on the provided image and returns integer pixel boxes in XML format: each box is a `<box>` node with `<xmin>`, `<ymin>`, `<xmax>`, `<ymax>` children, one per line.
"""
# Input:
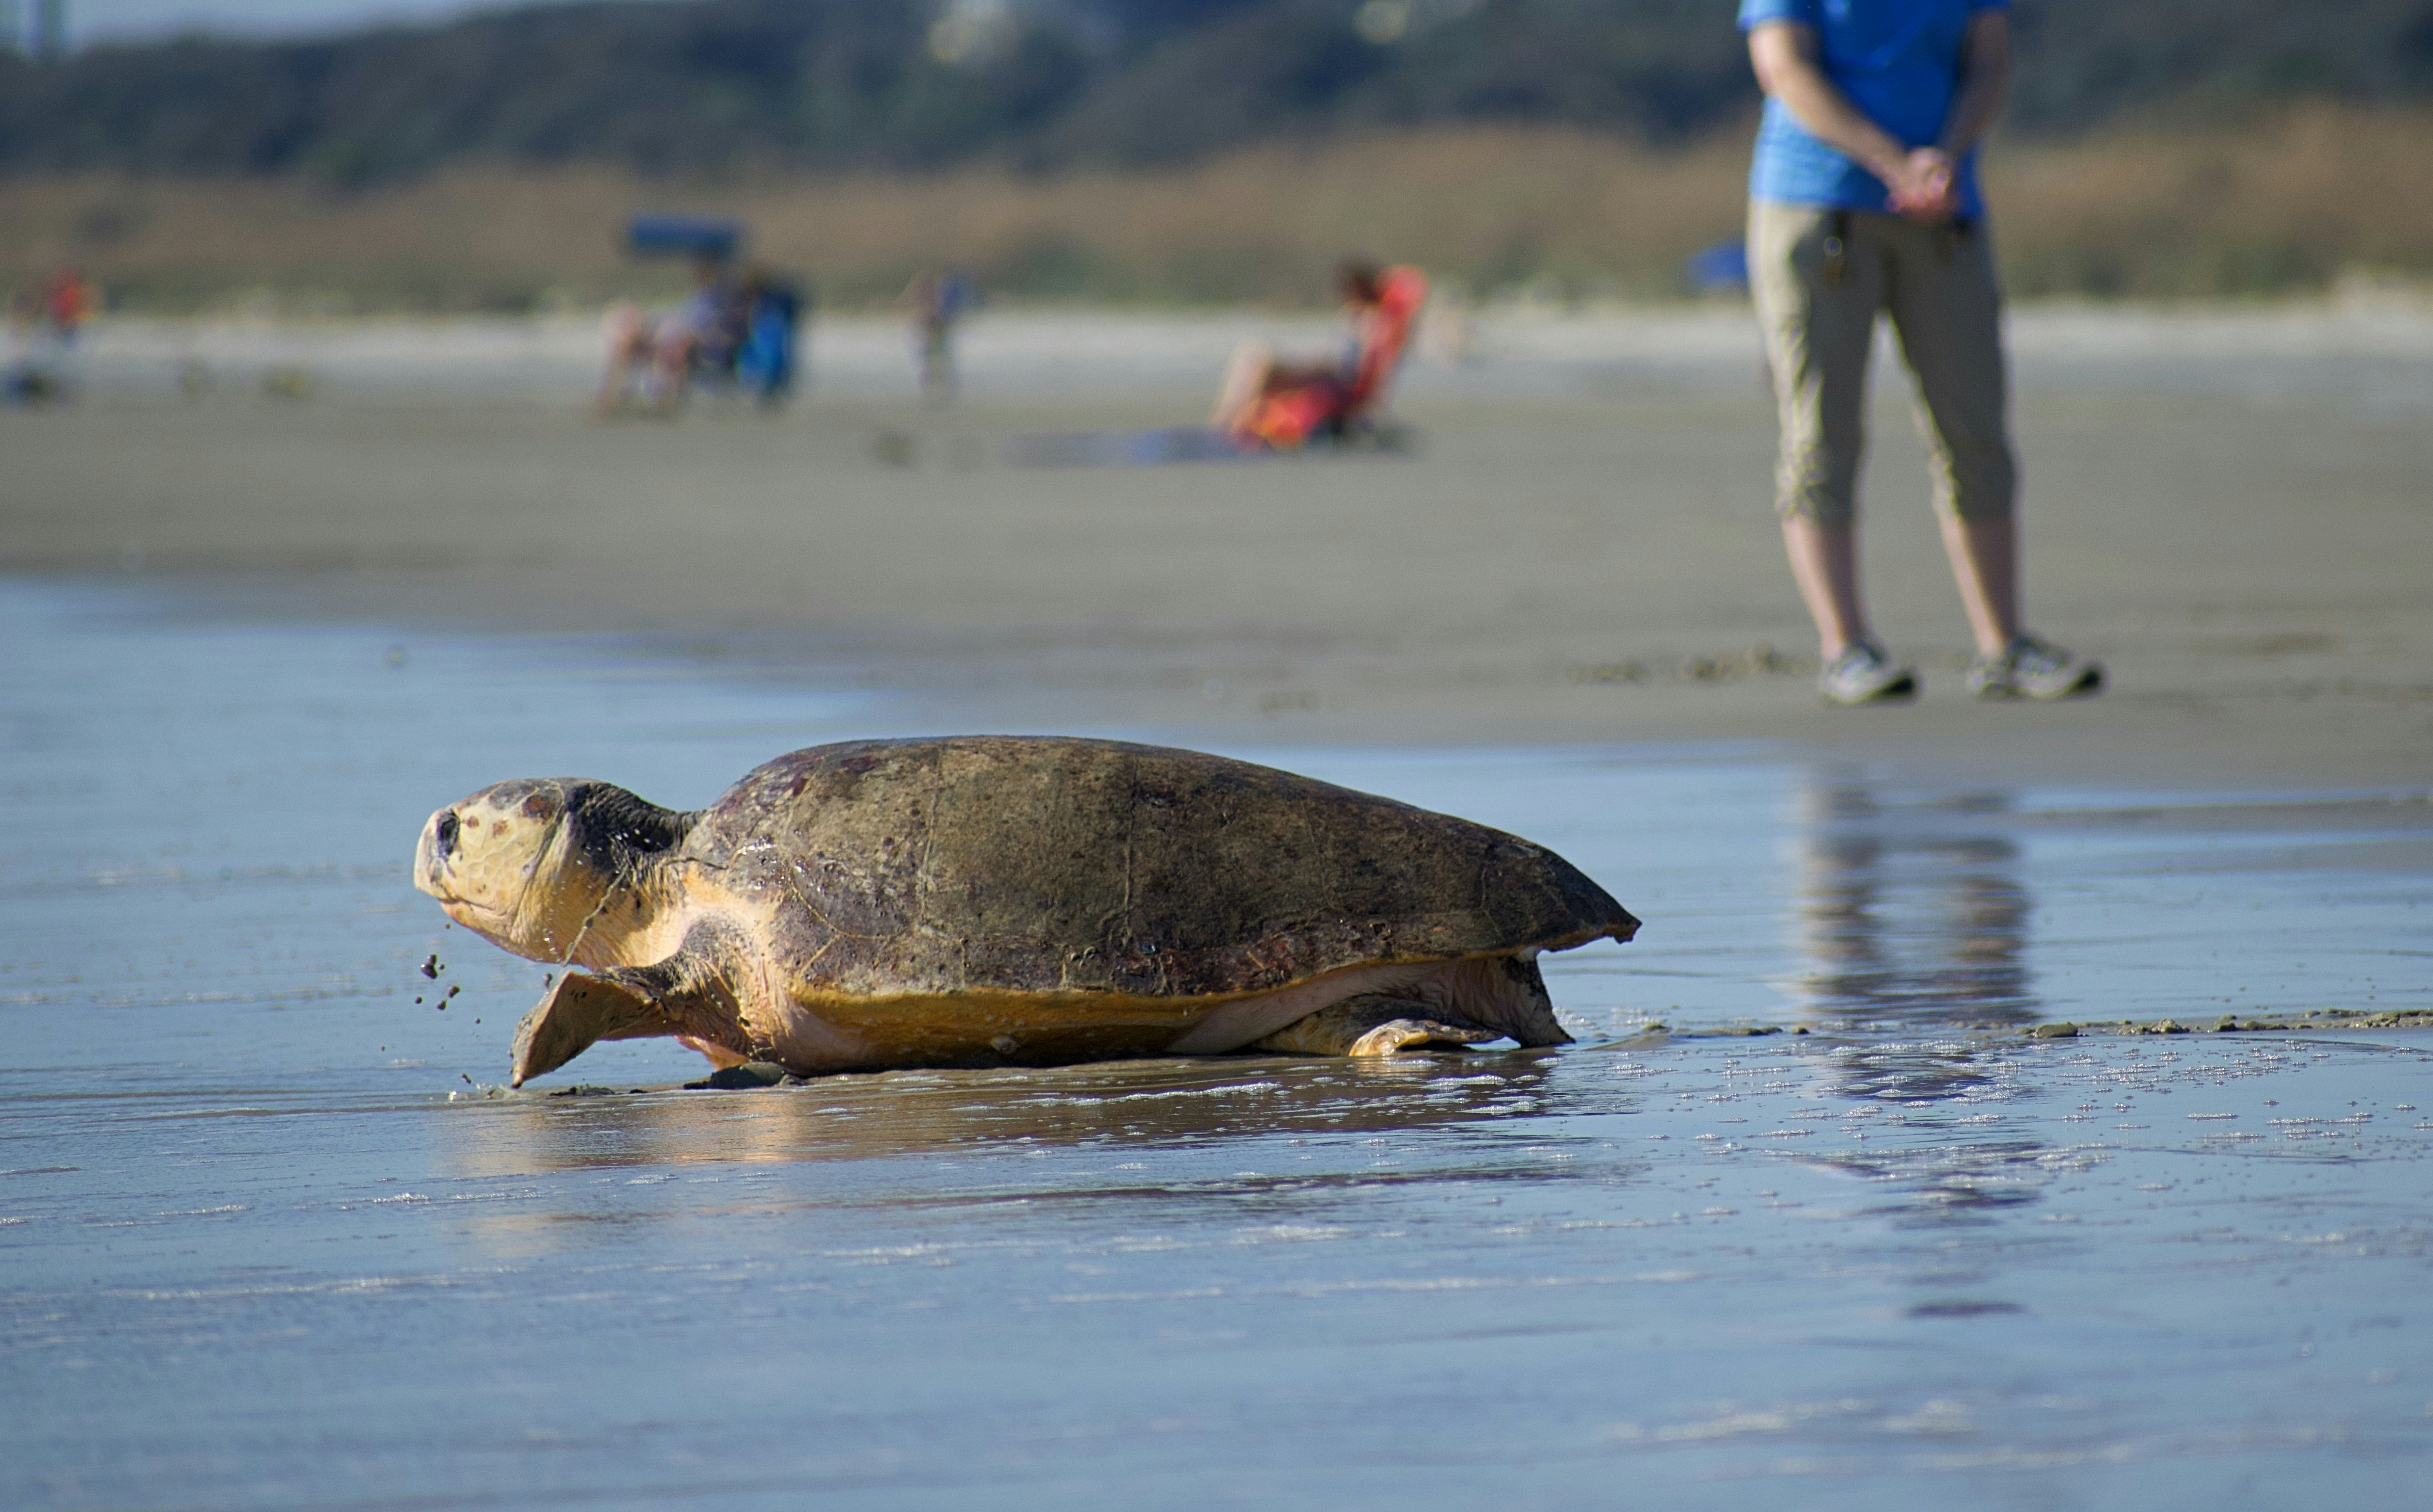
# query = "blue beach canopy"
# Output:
<box><xmin>627</xmin><ymin>215</ymin><xmax>744</xmax><ymax>260</ymax></box>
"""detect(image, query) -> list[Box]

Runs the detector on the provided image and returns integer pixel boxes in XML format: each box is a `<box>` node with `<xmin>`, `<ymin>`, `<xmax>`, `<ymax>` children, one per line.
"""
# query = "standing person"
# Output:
<box><xmin>42</xmin><ymin>268</ymin><xmax>95</xmax><ymax>346</ymax></box>
<box><xmin>1741</xmin><ymin>0</ymin><xmax>2101</xmax><ymax>703</ymax></box>
<box><xmin>906</xmin><ymin>269</ymin><xmax>976</xmax><ymax>404</ymax></box>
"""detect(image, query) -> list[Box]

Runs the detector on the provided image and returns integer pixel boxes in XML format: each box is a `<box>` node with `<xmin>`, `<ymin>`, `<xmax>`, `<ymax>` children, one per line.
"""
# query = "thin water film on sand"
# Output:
<box><xmin>3</xmin><ymin>582</ymin><xmax>2430</xmax><ymax>1509</ymax></box>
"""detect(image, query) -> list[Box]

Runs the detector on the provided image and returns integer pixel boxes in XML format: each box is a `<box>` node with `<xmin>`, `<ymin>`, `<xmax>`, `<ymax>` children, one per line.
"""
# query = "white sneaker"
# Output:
<box><xmin>1818</xmin><ymin>643</ymin><xmax>1918</xmax><ymax>705</ymax></box>
<box><xmin>1968</xmin><ymin>634</ymin><xmax>2104</xmax><ymax>700</ymax></box>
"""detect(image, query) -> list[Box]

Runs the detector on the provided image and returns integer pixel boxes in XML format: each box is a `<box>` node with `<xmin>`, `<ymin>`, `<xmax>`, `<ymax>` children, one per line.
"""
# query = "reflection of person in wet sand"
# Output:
<box><xmin>1790</xmin><ymin>778</ymin><xmax>2033</xmax><ymax>1036</ymax></box>
<box><xmin>1213</xmin><ymin>259</ymin><xmax>1426</xmax><ymax>449</ymax></box>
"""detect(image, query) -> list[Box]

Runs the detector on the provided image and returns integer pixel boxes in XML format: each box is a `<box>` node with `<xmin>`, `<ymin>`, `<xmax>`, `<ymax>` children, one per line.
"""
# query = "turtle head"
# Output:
<box><xmin>414</xmin><ymin>778</ymin><xmax>692</xmax><ymax>965</ymax></box>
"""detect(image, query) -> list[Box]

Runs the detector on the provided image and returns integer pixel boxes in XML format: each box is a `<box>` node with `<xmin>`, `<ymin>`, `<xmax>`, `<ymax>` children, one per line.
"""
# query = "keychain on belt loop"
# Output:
<box><xmin>1936</xmin><ymin>216</ymin><xmax>1975</xmax><ymax>263</ymax></box>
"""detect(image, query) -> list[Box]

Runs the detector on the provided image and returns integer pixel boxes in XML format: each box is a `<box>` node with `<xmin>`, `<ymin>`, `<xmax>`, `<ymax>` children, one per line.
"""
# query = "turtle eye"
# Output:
<box><xmin>434</xmin><ymin>811</ymin><xmax>460</xmax><ymax>859</ymax></box>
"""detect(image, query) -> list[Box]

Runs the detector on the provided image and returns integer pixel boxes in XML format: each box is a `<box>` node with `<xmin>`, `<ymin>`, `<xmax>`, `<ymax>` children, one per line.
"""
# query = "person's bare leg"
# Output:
<box><xmin>1212</xmin><ymin>340</ymin><xmax>1272</xmax><ymax>428</ymax></box>
<box><xmin>650</xmin><ymin>331</ymin><xmax>695</xmax><ymax>414</ymax></box>
<box><xmin>1939</xmin><ymin>513</ymin><xmax>2020</xmax><ymax>658</ymax></box>
<box><xmin>1883</xmin><ymin>210</ymin><xmax>2021</xmax><ymax>662</ymax></box>
<box><xmin>596</xmin><ymin>305</ymin><xmax>651</xmax><ymax>414</ymax></box>
<box><xmin>1781</xmin><ymin>516</ymin><xmax>1871</xmax><ymax>660</ymax></box>
<box><xmin>594</xmin><ymin>352</ymin><xmax>633</xmax><ymax>415</ymax></box>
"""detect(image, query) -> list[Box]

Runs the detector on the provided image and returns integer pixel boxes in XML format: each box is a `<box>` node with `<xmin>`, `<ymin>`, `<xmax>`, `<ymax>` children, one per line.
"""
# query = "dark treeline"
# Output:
<box><xmin>3</xmin><ymin>0</ymin><xmax>2430</xmax><ymax>183</ymax></box>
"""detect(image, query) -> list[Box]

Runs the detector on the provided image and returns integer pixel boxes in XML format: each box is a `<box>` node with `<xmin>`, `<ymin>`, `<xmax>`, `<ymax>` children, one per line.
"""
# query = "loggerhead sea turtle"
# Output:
<box><xmin>412</xmin><ymin>737</ymin><xmax>1637</xmax><ymax>1085</ymax></box>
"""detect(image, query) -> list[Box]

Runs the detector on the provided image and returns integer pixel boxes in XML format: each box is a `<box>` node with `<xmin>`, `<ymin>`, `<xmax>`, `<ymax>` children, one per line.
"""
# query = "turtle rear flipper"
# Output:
<box><xmin>510</xmin><ymin>927</ymin><xmax>747</xmax><ymax>1085</ymax></box>
<box><xmin>1250</xmin><ymin>992</ymin><xmax>1503</xmax><ymax>1056</ymax></box>
<box><xmin>1422</xmin><ymin>953</ymin><xmax>1573</xmax><ymax>1047</ymax></box>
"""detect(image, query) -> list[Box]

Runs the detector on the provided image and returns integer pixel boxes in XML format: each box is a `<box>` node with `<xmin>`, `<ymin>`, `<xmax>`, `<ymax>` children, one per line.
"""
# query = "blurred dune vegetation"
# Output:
<box><xmin>4</xmin><ymin>105</ymin><xmax>2429</xmax><ymax>312</ymax></box>
<box><xmin>2</xmin><ymin>0</ymin><xmax>2429</xmax><ymax>311</ymax></box>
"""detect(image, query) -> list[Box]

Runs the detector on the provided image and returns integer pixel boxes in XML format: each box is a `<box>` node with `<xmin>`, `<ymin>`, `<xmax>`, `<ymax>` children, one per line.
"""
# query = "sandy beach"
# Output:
<box><xmin>7</xmin><ymin>302</ymin><xmax>2433</xmax><ymax>1508</ymax></box>
<box><xmin>7</xmin><ymin>301</ymin><xmax>2430</xmax><ymax>788</ymax></box>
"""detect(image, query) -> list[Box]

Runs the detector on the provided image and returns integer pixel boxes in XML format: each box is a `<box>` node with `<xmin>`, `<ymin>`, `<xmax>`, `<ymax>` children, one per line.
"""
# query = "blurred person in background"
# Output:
<box><xmin>597</xmin><ymin>254</ymin><xmax>751</xmax><ymax>415</ymax></box>
<box><xmin>905</xmin><ymin>269</ymin><xmax>979</xmax><ymax>404</ymax></box>
<box><xmin>43</xmin><ymin>269</ymin><xmax>96</xmax><ymax>345</ymax></box>
<box><xmin>733</xmin><ymin>267</ymin><xmax>806</xmax><ymax>408</ymax></box>
<box><xmin>6</xmin><ymin>275</ymin><xmax>91</xmax><ymax>405</ymax></box>
<box><xmin>5</xmin><ymin>290</ymin><xmax>52</xmax><ymax>404</ymax></box>
<box><xmin>1213</xmin><ymin>259</ymin><xmax>1426</xmax><ymax>449</ymax></box>
<box><xmin>1742</xmin><ymin>0</ymin><xmax>2101</xmax><ymax>704</ymax></box>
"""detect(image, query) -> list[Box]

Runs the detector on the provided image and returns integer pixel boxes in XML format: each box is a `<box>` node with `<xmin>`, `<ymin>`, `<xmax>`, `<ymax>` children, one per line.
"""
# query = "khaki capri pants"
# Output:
<box><xmin>1749</xmin><ymin>198</ymin><xmax>2016</xmax><ymax>527</ymax></box>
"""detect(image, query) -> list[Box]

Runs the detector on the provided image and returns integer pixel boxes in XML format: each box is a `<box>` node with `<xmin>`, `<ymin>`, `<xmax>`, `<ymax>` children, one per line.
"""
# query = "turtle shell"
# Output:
<box><xmin>679</xmin><ymin>737</ymin><xmax>1635</xmax><ymax>1015</ymax></box>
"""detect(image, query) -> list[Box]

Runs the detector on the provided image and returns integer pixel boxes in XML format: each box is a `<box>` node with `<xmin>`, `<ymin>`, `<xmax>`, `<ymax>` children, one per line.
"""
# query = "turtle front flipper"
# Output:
<box><xmin>510</xmin><ymin>971</ymin><xmax>672</xmax><ymax>1085</ymax></box>
<box><xmin>1249</xmin><ymin>993</ymin><xmax>1503</xmax><ymax>1057</ymax></box>
<box><xmin>509</xmin><ymin>927</ymin><xmax>749</xmax><ymax>1085</ymax></box>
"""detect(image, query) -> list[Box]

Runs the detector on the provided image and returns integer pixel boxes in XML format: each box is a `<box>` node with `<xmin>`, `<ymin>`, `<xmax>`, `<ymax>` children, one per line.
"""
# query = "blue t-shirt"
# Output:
<box><xmin>1739</xmin><ymin>0</ymin><xmax>2005</xmax><ymax>218</ymax></box>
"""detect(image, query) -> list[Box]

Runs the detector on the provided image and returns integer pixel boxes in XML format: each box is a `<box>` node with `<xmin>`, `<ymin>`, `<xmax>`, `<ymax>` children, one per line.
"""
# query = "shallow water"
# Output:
<box><xmin>4</xmin><ymin>579</ymin><xmax>2431</xmax><ymax>1508</ymax></box>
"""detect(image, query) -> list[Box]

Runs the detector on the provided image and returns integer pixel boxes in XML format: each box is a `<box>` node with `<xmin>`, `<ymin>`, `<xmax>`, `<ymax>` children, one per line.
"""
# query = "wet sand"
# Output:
<box><xmin>6</xmin><ymin>303</ymin><xmax>2431</xmax><ymax>788</ymax></box>
<box><xmin>3</xmin><ymin>584</ymin><xmax>2431</xmax><ymax>1507</ymax></box>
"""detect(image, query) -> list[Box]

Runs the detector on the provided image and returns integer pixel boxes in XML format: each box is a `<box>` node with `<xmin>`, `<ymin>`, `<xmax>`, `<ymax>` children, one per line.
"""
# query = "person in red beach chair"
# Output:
<box><xmin>1213</xmin><ymin>260</ymin><xmax>1427</xmax><ymax>450</ymax></box>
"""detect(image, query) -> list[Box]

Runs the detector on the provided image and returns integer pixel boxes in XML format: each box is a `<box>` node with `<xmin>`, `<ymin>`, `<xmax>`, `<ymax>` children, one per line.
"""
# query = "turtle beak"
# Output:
<box><xmin>414</xmin><ymin>806</ymin><xmax>460</xmax><ymax>898</ymax></box>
